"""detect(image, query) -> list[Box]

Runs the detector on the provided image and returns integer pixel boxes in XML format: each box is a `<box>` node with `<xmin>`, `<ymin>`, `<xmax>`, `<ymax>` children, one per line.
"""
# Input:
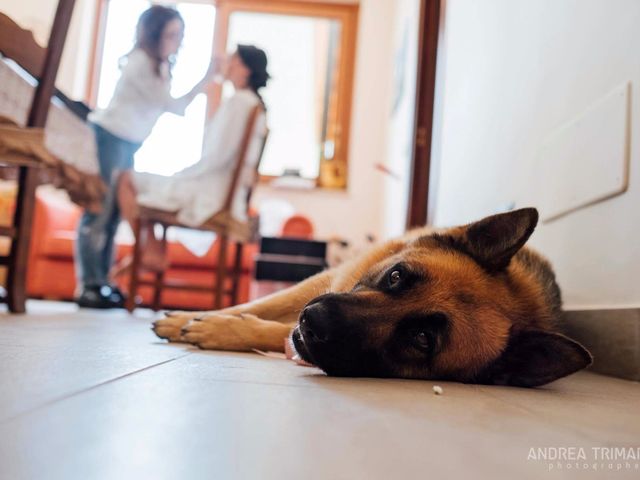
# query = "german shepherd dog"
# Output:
<box><xmin>153</xmin><ymin>208</ymin><xmax>592</xmax><ymax>387</ymax></box>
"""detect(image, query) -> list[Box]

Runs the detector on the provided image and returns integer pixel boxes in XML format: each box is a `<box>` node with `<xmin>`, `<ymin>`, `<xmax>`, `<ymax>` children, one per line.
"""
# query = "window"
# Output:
<box><xmin>89</xmin><ymin>0</ymin><xmax>357</xmax><ymax>187</ymax></box>
<box><xmin>226</xmin><ymin>12</ymin><xmax>340</xmax><ymax>180</ymax></box>
<box><xmin>214</xmin><ymin>0</ymin><xmax>358</xmax><ymax>188</ymax></box>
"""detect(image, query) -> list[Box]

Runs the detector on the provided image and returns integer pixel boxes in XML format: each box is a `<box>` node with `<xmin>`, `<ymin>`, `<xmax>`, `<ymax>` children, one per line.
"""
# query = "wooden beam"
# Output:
<box><xmin>85</xmin><ymin>0</ymin><xmax>109</xmax><ymax>107</ymax></box>
<box><xmin>406</xmin><ymin>0</ymin><xmax>441</xmax><ymax>228</ymax></box>
<box><xmin>27</xmin><ymin>0</ymin><xmax>77</xmax><ymax>128</ymax></box>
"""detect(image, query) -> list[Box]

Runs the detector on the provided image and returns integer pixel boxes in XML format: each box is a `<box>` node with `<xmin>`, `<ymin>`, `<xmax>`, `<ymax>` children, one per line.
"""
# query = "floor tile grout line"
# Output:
<box><xmin>0</xmin><ymin>352</ymin><xmax>193</xmax><ymax>425</ymax></box>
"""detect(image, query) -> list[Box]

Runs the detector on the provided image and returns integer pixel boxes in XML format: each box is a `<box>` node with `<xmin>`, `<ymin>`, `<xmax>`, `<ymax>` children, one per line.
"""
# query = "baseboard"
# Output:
<box><xmin>562</xmin><ymin>308</ymin><xmax>640</xmax><ymax>382</ymax></box>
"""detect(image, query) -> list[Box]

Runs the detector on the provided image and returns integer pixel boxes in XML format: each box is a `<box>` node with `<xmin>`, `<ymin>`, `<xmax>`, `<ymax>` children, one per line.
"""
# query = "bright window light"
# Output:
<box><xmin>226</xmin><ymin>12</ymin><xmax>340</xmax><ymax>179</ymax></box>
<box><xmin>96</xmin><ymin>0</ymin><xmax>215</xmax><ymax>176</ymax></box>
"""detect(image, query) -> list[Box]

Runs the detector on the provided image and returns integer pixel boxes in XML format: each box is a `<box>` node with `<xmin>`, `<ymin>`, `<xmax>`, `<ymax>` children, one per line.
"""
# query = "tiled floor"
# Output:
<box><xmin>1</xmin><ymin>301</ymin><xmax>639</xmax><ymax>480</ymax></box>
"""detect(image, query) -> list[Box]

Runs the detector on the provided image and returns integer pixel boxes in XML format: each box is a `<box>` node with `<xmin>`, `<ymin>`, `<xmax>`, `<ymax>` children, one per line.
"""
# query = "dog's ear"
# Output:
<box><xmin>461</xmin><ymin>208</ymin><xmax>539</xmax><ymax>272</ymax></box>
<box><xmin>477</xmin><ymin>329</ymin><xmax>592</xmax><ymax>387</ymax></box>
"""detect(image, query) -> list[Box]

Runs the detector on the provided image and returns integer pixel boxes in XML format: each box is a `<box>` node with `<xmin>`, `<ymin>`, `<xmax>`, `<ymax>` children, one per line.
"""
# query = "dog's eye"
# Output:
<box><xmin>388</xmin><ymin>269</ymin><xmax>402</xmax><ymax>286</ymax></box>
<box><xmin>414</xmin><ymin>331</ymin><xmax>429</xmax><ymax>349</ymax></box>
<box><xmin>397</xmin><ymin>313</ymin><xmax>449</xmax><ymax>358</ymax></box>
<box><xmin>382</xmin><ymin>264</ymin><xmax>415</xmax><ymax>293</ymax></box>
<box><xmin>409</xmin><ymin>329</ymin><xmax>431</xmax><ymax>351</ymax></box>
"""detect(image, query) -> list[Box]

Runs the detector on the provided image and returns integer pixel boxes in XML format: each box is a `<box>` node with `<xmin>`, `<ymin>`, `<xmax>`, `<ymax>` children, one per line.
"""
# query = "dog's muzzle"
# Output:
<box><xmin>290</xmin><ymin>299</ymin><xmax>334</xmax><ymax>364</ymax></box>
<box><xmin>299</xmin><ymin>301</ymin><xmax>332</xmax><ymax>343</ymax></box>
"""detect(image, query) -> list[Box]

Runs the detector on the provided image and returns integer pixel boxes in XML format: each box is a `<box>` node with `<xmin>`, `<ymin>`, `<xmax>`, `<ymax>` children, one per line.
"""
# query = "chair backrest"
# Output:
<box><xmin>0</xmin><ymin>1</ymin><xmax>78</xmax><ymax>129</ymax></box>
<box><xmin>222</xmin><ymin>104</ymin><xmax>268</xmax><ymax>216</ymax></box>
<box><xmin>246</xmin><ymin>127</ymin><xmax>269</xmax><ymax>208</ymax></box>
<box><xmin>0</xmin><ymin>14</ymin><xmax>46</xmax><ymax>80</ymax></box>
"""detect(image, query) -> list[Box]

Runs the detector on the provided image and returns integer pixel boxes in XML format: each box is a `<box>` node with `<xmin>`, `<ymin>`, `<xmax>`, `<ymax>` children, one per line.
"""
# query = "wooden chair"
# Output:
<box><xmin>125</xmin><ymin>105</ymin><xmax>268</xmax><ymax>311</ymax></box>
<box><xmin>0</xmin><ymin>1</ymin><xmax>76</xmax><ymax>312</ymax></box>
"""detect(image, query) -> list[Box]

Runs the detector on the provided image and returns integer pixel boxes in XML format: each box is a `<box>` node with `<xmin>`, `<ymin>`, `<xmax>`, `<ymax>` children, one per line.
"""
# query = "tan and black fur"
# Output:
<box><xmin>153</xmin><ymin>208</ymin><xmax>591</xmax><ymax>387</ymax></box>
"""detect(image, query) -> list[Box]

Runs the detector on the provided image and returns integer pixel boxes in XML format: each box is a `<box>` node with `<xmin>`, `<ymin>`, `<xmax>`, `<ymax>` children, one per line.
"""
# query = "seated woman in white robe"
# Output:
<box><xmin>117</xmin><ymin>45</ymin><xmax>269</xmax><ymax>270</ymax></box>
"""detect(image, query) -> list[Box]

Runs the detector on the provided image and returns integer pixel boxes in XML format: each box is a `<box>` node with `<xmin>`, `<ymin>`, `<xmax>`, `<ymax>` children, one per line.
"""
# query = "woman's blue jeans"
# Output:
<box><xmin>75</xmin><ymin>124</ymin><xmax>141</xmax><ymax>289</ymax></box>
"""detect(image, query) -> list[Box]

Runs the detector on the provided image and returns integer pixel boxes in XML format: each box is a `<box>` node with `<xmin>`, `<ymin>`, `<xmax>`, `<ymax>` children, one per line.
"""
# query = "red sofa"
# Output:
<box><xmin>27</xmin><ymin>190</ymin><xmax>257</xmax><ymax>309</ymax></box>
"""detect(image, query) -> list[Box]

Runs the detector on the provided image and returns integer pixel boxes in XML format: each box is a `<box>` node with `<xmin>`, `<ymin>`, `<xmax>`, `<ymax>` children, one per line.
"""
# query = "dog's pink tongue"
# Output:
<box><xmin>284</xmin><ymin>338</ymin><xmax>314</xmax><ymax>367</ymax></box>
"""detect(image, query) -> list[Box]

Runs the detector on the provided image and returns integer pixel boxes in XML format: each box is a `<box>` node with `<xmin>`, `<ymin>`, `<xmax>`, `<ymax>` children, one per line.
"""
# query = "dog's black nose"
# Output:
<box><xmin>300</xmin><ymin>302</ymin><xmax>330</xmax><ymax>343</ymax></box>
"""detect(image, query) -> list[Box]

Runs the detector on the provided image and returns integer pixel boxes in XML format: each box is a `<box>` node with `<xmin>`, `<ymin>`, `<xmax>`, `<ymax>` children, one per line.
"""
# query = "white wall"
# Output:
<box><xmin>381</xmin><ymin>0</ymin><xmax>420</xmax><ymax>239</ymax></box>
<box><xmin>430</xmin><ymin>0</ymin><xmax>640</xmax><ymax>309</ymax></box>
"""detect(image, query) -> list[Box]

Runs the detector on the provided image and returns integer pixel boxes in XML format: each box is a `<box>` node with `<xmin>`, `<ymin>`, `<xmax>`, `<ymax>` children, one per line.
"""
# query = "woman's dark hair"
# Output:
<box><xmin>135</xmin><ymin>5</ymin><xmax>183</xmax><ymax>76</ymax></box>
<box><xmin>236</xmin><ymin>45</ymin><xmax>270</xmax><ymax>105</ymax></box>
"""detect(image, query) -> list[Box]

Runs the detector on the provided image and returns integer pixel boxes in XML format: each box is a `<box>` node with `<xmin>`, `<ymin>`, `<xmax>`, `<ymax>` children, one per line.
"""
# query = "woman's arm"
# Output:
<box><xmin>165</xmin><ymin>60</ymin><xmax>217</xmax><ymax>115</ymax></box>
<box><xmin>165</xmin><ymin>77</ymin><xmax>206</xmax><ymax>115</ymax></box>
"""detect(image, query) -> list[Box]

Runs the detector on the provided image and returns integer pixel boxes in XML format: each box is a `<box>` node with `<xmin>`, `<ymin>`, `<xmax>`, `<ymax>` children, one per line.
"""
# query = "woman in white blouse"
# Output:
<box><xmin>76</xmin><ymin>5</ymin><xmax>213</xmax><ymax>308</ymax></box>
<box><xmin>116</xmin><ymin>45</ymin><xmax>269</xmax><ymax>272</ymax></box>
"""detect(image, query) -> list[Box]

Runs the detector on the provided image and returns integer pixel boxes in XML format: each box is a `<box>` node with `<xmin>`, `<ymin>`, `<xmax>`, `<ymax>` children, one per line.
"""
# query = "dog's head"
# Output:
<box><xmin>291</xmin><ymin>208</ymin><xmax>592</xmax><ymax>387</ymax></box>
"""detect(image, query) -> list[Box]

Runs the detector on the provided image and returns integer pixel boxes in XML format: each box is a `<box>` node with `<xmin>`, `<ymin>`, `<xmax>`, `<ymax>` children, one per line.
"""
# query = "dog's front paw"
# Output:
<box><xmin>152</xmin><ymin>311</ymin><xmax>202</xmax><ymax>342</ymax></box>
<box><xmin>180</xmin><ymin>313</ymin><xmax>256</xmax><ymax>351</ymax></box>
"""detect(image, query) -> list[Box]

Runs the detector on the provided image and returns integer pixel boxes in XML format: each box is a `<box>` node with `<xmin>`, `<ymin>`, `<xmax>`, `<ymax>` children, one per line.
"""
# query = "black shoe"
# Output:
<box><xmin>76</xmin><ymin>285</ymin><xmax>125</xmax><ymax>309</ymax></box>
<box><xmin>107</xmin><ymin>285</ymin><xmax>127</xmax><ymax>307</ymax></box>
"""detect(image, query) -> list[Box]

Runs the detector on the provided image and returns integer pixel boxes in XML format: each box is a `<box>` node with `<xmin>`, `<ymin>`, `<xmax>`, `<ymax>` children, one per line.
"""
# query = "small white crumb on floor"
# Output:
<box><xmin>432</xmin><ymin>385</ymin><xmax>444</xmax><ymax>395</ymax></box>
